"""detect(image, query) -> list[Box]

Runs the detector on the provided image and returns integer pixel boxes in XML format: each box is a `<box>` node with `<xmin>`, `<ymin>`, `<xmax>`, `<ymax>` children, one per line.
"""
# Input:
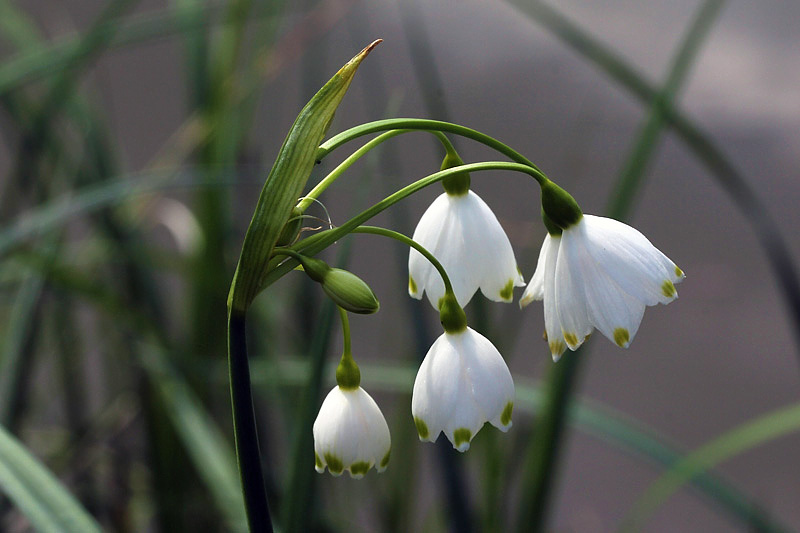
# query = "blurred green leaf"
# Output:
<box><xmin>0</xmin><ymin>425</ymin><xmax>102</xmax><ymax>533</ymax></box>
<box><xmin>622</xmin><ymin>403</ymin><xmax>800</xmax><ymax>531</ymax></box>
<box><xmin>141</xmin><ymin>347</ymin><xmax>248</xmax><ymax>532</ymax></box>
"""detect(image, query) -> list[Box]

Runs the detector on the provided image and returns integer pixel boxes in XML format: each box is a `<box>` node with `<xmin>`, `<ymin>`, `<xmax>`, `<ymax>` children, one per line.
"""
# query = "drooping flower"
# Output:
<box><xmin>412</xmin><ymin>326</ymin><xmax>515</xmax><ymax>452</ymax></box>
<box><xmin>520</xmin><ymin>214</ymin><xmax>685</xmax><ymax>360</ymax></box>
<box><xmin>313</xmin><ymin>385</ymin><xmax>391</xmax><ymax>478</ymax></box>
<box><xmin>408</xmin><ymin>190</ymin><xmax>525</xmax><ymax>309</ymax></box>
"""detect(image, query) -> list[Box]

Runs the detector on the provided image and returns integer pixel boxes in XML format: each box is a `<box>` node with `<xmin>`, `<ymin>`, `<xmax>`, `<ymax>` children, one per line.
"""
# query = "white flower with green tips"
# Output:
<box><xmin>313</xmin><ymin>385</ymin><xmax>391</xmax><ymax>478</ymax></box>
<box><xmin>408</xmin><ymin>190</ymin><xmax>525</xmax><ymax>309</ymax></box>
<box><xmin>520</xmin><ymin>214</ymin><xmax>685</xmax><ymax>360</ymax></box>
<box><xmin>412</xmin><ymin>327</ymin><xmax>515</xmax><ymax>452</ymax></box>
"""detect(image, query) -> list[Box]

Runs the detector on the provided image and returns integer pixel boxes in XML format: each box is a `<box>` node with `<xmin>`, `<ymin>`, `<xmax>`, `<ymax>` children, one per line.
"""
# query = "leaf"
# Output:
<box><xmin>0</xmin><ymin>425</ymin><xmax>102</xmax><ymax>533</ymax></box>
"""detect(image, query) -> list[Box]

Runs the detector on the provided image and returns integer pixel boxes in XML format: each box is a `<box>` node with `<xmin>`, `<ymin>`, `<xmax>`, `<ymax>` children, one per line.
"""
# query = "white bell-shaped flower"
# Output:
<box><xmin>520</xmin><ymin>214</ymin><xmax>685</xmax><ymax>360</ymax></box>
<box><xmin>313</xmin><ymin>385</ymin><xmax>391</xmax><ymax>478</ymax></box>
<box><xmin>408</xmin><ymin>190</ymin><xmax>525</xmax><ymax>309</ymax></box>
<box><xmin>412</xmin><ymin>327</ymin><xmax>515</xmax><ymax>452</ymax></box>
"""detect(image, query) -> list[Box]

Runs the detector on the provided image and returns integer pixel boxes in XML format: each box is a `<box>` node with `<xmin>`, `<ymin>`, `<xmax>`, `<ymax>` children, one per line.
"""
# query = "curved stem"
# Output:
<box><xmin>300</xmin><ymin>127</ymin><xmax>473</xmax><ymax>213</ymax></box>
<box><xmin>227</xmin><ymin>310</ymin><xmax>272</xmax><ymax>532</ymax></box>
<box><xmin>317</xmin><ymin>119</ymin><xmax>542</xmax><ymax>172</ymax></box>
<box><xmin>351</xmin><ymin>225</ymin><xmax>454</xmax><ymax>295</ymax></box>
<box><xmin>298</xmin><ymin>129</ymin><xmax>409</xmax><ymax>212</ymax></box>
<box><xmin>265</xmin><ymin>161</ymin><xmax>548</xmax><ymax>288</ymax></box>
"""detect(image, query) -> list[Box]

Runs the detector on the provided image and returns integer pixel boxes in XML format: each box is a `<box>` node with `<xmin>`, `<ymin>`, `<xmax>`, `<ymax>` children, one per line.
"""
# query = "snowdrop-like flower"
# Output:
<box><xmin>408</xmin><ymin>190</ymin><xmax>525</xmax><ymax>309</ymax></box>
<box><xmin>313</xmin><ymin>385</ymin><xmax>391</xmax><ymax>478</ymax></box>
<box><xmin>412</xmin><ymin>326</ymin><xmax>515</xmax><ymax>452</ymax></box>
<box><xmin>520</xmin><ymin>214</ymin><xmax>685</xmax><ymax>360</ymax></box>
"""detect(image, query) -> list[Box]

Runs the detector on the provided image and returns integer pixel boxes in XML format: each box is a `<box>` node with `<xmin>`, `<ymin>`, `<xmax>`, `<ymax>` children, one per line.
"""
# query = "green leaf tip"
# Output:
<box><xmin>228</xmin><ymin>40</ymin><xmax>382</xmax><ymax>313</ymax></box>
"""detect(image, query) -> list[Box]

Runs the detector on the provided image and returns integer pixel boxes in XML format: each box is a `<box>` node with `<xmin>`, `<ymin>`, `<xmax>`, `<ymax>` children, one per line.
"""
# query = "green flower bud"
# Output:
<box><xmin>293</xmin><ymin>254</ymin><xmax>379</xmax><ymax>313</ymax></box>
<box><xmin>440</xmin><ymin>151</ymin><xmax>470</xmax><ymax>196</ymax></box>
<box><xmin>540</xmin><ymin>180</ymin><xmax>583</xmax><ymax>230</ymax></box>
<box><xmin>438</xmin><ymin>291</ymin><xmax>467</xmax><ymax>334</ymax></box>
<box><xmin>322</xmin><ymin>269</ymin><xmax>380</xmax><ymax>314</ymax></box>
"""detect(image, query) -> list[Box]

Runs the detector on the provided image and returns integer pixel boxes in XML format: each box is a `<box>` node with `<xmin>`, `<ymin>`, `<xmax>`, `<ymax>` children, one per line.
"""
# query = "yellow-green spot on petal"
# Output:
<box><xmin>662</xmin><ymin>280</ymin><xmax>676</xmax><ymax>298</ymax></box>
<box><xmin>408</xmin><ymin>275</ymin><xmax>417</xmax><ymax>294</ymax></box>
<box><xmin>563</xmin><ymin>332</ymin><xmax>578</xmax><ymax>347</ymax></box>
<box><xmin>453</xmin><ymin>428</ymin><xmax>472</xmax><ymax>448</ymax></box>
<box><xmin>414</xmin><ymin>417</ymin><xmax>429</xmax><ymax>440</ymax></box>
<box><xmin>501</xmin><ymin>402</ymin><xmax>513</xmax><ymax>426</ymax></box>
<box><xmin>500</xmin><ymin>279</ymin><xmax>515</xmax><ymax>300</ymax></box>
<box><xmin>314</xmin><ymin>452</ymin><xmax>323</xmax><ymax>469</ymax></box>
<box><xmin>675</xmin><ymin>265</ymin><xmax>684</xmax><ymax>278</ymax></box>
<box><xmin>324</xmin><ymin>453</ymin><xmax>343</xmax><ymax>474</ymax></box>
<box><xmin>380</xmin><ymin>449</ymin><xmax>391</xmax><ymax>469</ymax></box>
<box><xmin>613</xmin><ymin>328</ymin><xmax>630</xmax><ymax>347</ymax></box>
<box><xmin>350</xmin><ymin>462</ymin><xmax>370</xmax><ymax>476</ymax></box>
<box><xmin>549</xmin><ymin>340</ymin><xmax>566</xmax><ymax>355</ymax></box>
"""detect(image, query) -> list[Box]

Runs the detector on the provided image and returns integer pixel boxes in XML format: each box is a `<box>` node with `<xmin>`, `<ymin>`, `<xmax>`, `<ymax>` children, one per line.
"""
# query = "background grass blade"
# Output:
<box><xmin>0</xmin><ymin>425</ymin><xmax>102</xmax><ymax>533</ymax></box>
<box><xmin>622</xmin><ymin>402</ymin><xmax>800</xmax><ymax>531</ymax></box>
<box><xmin>140</xmin><ymin>347</ymin><xmax>248</xmax><ymax>532</ymax></box>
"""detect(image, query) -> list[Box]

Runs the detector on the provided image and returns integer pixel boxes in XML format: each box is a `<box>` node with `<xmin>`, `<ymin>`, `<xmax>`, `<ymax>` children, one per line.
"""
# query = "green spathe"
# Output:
<box><xmin>228</xmin><ymin>40</ymin><xmax>382</xmax><ymax>313</ymax></box>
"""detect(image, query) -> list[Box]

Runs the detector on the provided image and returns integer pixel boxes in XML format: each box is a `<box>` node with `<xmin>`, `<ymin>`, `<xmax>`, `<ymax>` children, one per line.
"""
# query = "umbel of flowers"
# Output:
<box><xmin>226</xmin><ymin>42</ymin><xmax>684</xmax><ymax>530</ymax></box>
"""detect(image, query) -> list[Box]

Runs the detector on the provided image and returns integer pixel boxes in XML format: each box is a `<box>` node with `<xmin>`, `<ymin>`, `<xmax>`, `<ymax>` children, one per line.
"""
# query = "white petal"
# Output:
<box><xmin>541</xmin><ymin>236</ymin><xmax>568</xmax><ymax>359</ymax></box>
<box><xmin>412</xmin><ymin>333</ymin><xmax>461</xmax><ymax>442</ymax></box>
<box><xmin>409</xmin><ymin>194</ymin><xmax>451</xmax><ymax>306</ymax></box>
<box><xmin>582</xmin><ymin>215</ymin><xmax>683</xmax><ymax>305</ymax></box>
<box><xmin>554</xmin><ymin>225</ymin><xmax>594</xmax><ymax>350</ymax></box>
<box><xmin>457</xmin><ymin>192</ymin><xmax>525</xmax><ymax>302</ymax></box>
<box><xmin>520</xmin><ymin>233</ymin><xmax>552</xmax><ymax>307</ymax></box>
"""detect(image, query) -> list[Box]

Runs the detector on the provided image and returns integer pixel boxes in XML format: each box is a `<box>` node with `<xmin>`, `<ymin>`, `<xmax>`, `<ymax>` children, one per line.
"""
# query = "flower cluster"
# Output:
<box><xmin>312</xmin><ymin>149</ymin><xmax>684</xmax><ymax>475</ymax></box>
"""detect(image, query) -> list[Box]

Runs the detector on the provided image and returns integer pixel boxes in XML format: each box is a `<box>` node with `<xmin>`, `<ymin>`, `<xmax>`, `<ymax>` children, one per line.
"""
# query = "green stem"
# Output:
<box><xmin>351</xmin><ymin>225</ymin><xmax>454</xmax><ymax>296</ymax></box>
<box><xmin>298</xmin><ymin>130</ymin><xmax>409</xmax><ymax>212</ymax></box>
<box><xmin>317</xmin><ymin>119</ymin><xmax>541</xmax><ymax>171</ymax></box>
<box><xmin>265</xmin><ymin>161</ymin><xmax>549</xmax><ymax>288</ymax></box>
<box><xmin>227</xmin><ymin>310</ymin><xmax>272</xmax><ymax>533</ymax></box>
<box><xmin>299</xmin><ymin>128</ymin><xmax>464</xmax><ymax>212</ymax></box>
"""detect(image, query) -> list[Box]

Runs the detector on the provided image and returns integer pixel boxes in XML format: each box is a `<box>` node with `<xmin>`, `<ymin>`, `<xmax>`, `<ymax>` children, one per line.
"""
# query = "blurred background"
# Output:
<box><xmin>0</xmin><ymin>0</ymin><xmax>798</xmax><ymax>531</ymax></box>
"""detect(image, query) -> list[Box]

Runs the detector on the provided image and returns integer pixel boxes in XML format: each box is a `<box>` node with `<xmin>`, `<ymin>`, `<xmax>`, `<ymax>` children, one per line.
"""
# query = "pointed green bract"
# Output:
<box><xmin>228</xmin><ymin>40</ymin><xmax>382</xmax><ymax>312</ymax></box>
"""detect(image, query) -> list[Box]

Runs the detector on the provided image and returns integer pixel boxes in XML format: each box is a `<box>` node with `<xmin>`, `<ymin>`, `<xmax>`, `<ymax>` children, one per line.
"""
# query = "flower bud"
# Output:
<box><xmin>322</xmin><ymin>268</ymin><xmax>380</xmax><ymax>314</ymax></box>
<box><xmin>293</xmin><ymin>254</ymin><xmax>380</xmax><ymax>314</ymax></box>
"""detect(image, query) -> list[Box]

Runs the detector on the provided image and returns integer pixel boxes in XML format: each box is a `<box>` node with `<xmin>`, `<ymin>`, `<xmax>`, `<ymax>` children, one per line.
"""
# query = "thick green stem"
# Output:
<box><xmin>227</xmin><ymin>310</ymin><xmax>272</xmax><ymax>532</ymax></box>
